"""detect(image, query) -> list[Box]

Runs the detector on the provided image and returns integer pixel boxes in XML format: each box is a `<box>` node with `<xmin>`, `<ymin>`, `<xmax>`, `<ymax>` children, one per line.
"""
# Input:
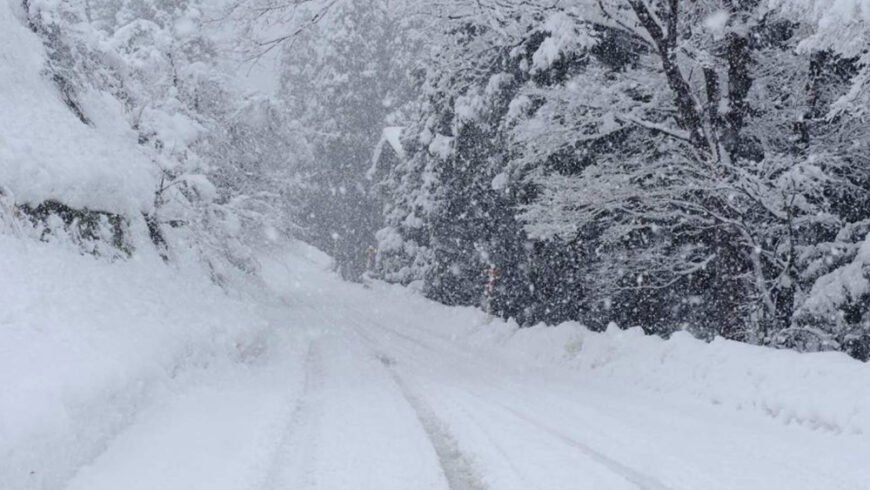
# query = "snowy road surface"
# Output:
<box><xmin>14</xmin><ymin>249</ymin><xmax>870</xmax><ymax>490</ymax></box>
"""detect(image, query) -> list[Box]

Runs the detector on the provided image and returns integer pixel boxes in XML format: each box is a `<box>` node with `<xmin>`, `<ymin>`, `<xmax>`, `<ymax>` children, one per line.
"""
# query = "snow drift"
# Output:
<box><xmin>364</xmin><ymin>282</ymin><xmax>870</xmax><ymax>437</ymax></box>
<box><xmin>0</xmin><ymin>237</ymin><xmax>273</xmax><ymax>490</ymax></box>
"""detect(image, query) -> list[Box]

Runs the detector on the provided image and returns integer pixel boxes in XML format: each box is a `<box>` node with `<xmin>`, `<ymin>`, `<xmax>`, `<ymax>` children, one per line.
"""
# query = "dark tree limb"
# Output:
<box><xmin>627</xmin><ymin>0</ymin><xmax>708</xmax><ymax>152</ymax></box>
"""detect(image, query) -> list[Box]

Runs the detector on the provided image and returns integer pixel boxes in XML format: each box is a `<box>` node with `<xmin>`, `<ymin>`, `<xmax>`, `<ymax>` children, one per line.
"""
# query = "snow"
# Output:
<box><xmin>428</xmin><ymin>134</ymin><xmax>453</xmax><ymax>159</ymax></box>
<box><xmin>531</xmin><ymin>11</ymin><xmax>596</xmax><ymax>72</ymax></box>
<box><xmin>506</xmin><ymin>94</ymin><xmax>532</xmax><ymax>124</ymax></box>
<box><xmin>4</xmin><ymin>0</ymin><xmax>870</xmax><ymax>486</ymax></box>
<box><xmin>0</xmin><ymin>236</ymin><xmax>271</xmax><ymax>490</ymax></box>
<box><xmin>495</xmin><ymin>322</ymin><xmax>870</xmax><ymax>433</ymax></box>
<box><xmin>139</xmin><ymin>107</ymin><xmax>205</xmax><ymax>152</ymax></box>
<box><xmin>454</xmin><ymin>93</ymin><xmax>483</xmax><ymax>123</ymax></box>
<box><xmin>0</xmin><ymin>1</ymin><xmax>155</xmax><ymax>214</ymax></box>
<box><xmin>4</xmin><ymin>236</ymin><xmax>869</xmax><ymax>489</ymax></box>
<box><xmin>769</xmin><ymin>0</ymin><xmax>870</xmax><ymax>23</ymax></box>
<box><xmin>368</xmin><ymin>126</ymin><xmax>405</xmax><ymax>179</ymax></box>
<box><xmin>769</xmin><ymin>0</ymin><xmax>870</xmax><ymax>56</ymax></box>
<box><xmin>347</xmin><ymin>280</ymin><xmax>870</xmax><ymax>437</ymax></box>
<box><xmin>382</xmin><ymin>126</ymin><xmax>405</xmax><ymax>160</ymax></box>
<box><xmin>375</xmin><ymin>226</ymin><xmax>404</xmax><ymax>252</ymax></box>
<box><xmin>491</xmin><ymin>172</ymin><xmax>509</xmax><ymax>191</ymax></box>
<box><xmin>798</xmin><ymin>232</ymin><xmax>870</xmax><ymax>322</ymax></box>
<box><xmin>256</xmin><ymin>250</ymin><xmax>870</xmax><ymax>489</ymax></box>
<box><xmin>703</xmin><ymin>10</ymin><xmax>731</xmax><ymax>37</ymax></box>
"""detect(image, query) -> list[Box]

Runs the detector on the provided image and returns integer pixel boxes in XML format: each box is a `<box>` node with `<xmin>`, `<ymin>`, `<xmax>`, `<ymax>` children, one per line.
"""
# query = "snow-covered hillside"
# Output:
<box><xmin>0</xmin><ymin>2</ymin><xmax>270</xmax><ymax>486</ymax></box>
<box><xmin>0</xmin><ymin>235</ymin><xmax>277</xmax><ymax>490</ymax></box>
<box><xmin>0</xmin><ymin>1</ymin><xmax>154</xmax><ymax>214</ymax></box>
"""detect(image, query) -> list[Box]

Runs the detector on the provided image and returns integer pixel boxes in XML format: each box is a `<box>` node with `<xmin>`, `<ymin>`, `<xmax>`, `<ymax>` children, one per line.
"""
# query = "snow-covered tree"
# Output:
<box><xmin>372</xmin><ymin>9</ymin><xmax>544</xmax><ymax>319</ymax></box>
<box><xmin>20</xmin><ymin>0</ymin><xmax>300</xmax><ymax>281</ymax></box>
<box><xmin>225</xmin><ymin>0</ymin><xmax>423</xmax><ymax>279</ymax></box>
<box><xmin>376</xmin><ymin>0</ymin><xmax>870</xmax><ymax>354</ymax></box>
<box><xmin>272</xmin><ymin>0</ymin><xmax>422</xmax><ymax>280</ymax></box>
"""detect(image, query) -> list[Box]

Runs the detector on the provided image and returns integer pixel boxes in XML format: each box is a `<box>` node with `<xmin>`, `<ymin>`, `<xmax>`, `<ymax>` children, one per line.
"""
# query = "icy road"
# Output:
<box><xmin>7</xmin><ymin>245</ymin><xmax>869</xmax><ymax>490</ymax></box>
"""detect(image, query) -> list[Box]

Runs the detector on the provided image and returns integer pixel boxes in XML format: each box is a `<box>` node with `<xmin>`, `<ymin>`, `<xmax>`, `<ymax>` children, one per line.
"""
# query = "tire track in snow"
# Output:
<box><xmin>348</xmin><ymin>320</ymin><xmax>487</xmax><ymax>490</ymax></box>
<box><xmin>347</xmin><ymin>307</ymin><xmax>671</xmax><ymax>490</ymax></box>
<box><xmin>462</xmin><ymin>390</ymin><xmax>673</xmax><ymax>490</ymax></box>
<box><xmin>258</xmin><ymin>337</ymin><xmax>324</xmax><ymax>490</ymax></box>
<box><xmin>377</xmin><ymin>354</ymin><xmax>488</xmax><ymax>490</ymax></box>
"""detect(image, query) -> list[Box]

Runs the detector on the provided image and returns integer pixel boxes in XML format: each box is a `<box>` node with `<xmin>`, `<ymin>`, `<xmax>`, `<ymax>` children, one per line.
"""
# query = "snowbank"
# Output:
<box><xmin>367</xmin><ymin>283</ymin><xmax>870</xmax><ymax>437</ymax></box>
<box><xmin>0</xmin><ymin>237</ymin><xmax>272</xmax><ymax>490</ymax></box>
<box><xmin>502</xmin><ymin>324</ymin><xmax>870</xmax><ymax>434</ymax></box>
<box><xmin>0</xmin><ymin>1</ymin><xmax>155</xmax><ymax>214</ymax></box>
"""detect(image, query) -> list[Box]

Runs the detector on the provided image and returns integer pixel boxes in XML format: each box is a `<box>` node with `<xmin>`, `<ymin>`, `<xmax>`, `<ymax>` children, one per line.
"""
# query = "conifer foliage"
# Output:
<box><xmin>372</xmin><ymin>0</ymin><xmax>870</xmax><ymax>358</ymax></box>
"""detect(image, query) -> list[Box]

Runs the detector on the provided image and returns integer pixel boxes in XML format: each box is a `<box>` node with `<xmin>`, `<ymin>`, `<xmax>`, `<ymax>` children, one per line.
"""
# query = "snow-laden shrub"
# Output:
<box><xmin>788</xmin><ymin>232</ymin><xmax>870</xmax><ymax>359</ymax></box>
<box><xmin>14</xmin><ymin>0</ymin><xmax>302</xmax><ymax>279</ymax></box>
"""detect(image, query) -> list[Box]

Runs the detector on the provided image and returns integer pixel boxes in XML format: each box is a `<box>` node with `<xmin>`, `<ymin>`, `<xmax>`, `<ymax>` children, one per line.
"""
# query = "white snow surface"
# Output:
<box><xmin>368</xmin><ymin>126</ymin><xmax>405</xmax><ymax>179</ymax></box>
<box><xmin>2</xmin><ymin>235</ymin><xmax>870</xmax><ymax>490</ymax></box>
<box><xmin>0</xmin><ymin>1</ymin><xmax>155</xmax><ymax>213</ymax></box>
<box><xmin>0</xmin><ymin>236</ymin><xmax>273</xmax><ymax>490</ymax></box>
<box><xmin>799</xmin><ymin>232</ymin><xmax>870</xmax><ymax>320</ymax></box>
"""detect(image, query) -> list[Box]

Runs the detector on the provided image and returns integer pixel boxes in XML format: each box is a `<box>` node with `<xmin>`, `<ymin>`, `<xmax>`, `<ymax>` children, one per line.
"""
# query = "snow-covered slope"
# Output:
<box><xmin>0</xmin><ymin>236</ymin><xmax>276</xmax><ymax>490</ymax></box>
<box><xmin>0</xmin><ymin>1</ymin><xmax>154</xmax><ymax>213</ymax></box>
<box><xmin>0</xmin><ymin>4</ymin><xmax>282</xmax><ymax>486</ymax></box>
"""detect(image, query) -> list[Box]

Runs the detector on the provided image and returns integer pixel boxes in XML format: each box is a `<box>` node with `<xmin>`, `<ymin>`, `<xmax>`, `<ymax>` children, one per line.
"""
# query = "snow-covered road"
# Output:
<box><xmin>3</xmin><ymin>0</ymin><xmax>868</xmax><ymax>485</ymax></box>
<box><xmin>52</xmin><ymin>250</ymin><xmax>870</xmax><ymax>490</ymax></box>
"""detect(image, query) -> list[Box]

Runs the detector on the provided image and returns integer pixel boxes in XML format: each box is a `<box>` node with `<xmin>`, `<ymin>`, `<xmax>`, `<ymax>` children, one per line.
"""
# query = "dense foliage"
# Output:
<box><xmin>371</xmin><ymin>0</ymin><xmax>870</xmax><ymax>359</ymax></box>
<box><xmin>17</xmin><ymin>0</ymin><xmax>304</xmax><ymax>282</ymax></box>
<box><xmin>11</xmin><ymin>0</ymin><xmax>870</xmax><ymax>359</ymax></box>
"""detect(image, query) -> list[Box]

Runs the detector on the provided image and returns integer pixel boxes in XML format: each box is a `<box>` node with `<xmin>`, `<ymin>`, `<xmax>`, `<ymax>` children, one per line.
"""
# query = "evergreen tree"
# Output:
<box><xmin>278</xmin><ymin>0</ymin><xmax>421</xmax><ymax>280</ymax></box>
<box><xmin>377</xmin><ymin>0</ymin><xmax>870</xmax><ymax>356</ymax></box>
